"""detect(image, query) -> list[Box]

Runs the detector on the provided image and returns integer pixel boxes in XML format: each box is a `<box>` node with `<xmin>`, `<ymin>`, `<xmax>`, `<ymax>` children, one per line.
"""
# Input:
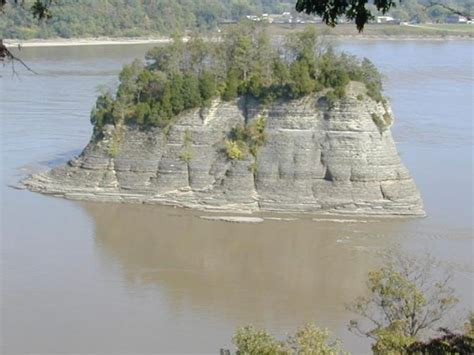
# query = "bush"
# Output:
<box><xmin>233</xmin><ymin>326</ymin><xmax>281</xmax><ymax>355</ymax></box>
<box><xmin>371</xmin><ymin>112</ymin><xmax>392</xmax><ymax>133</ymax></box>
<box><xmin>226</xmin><ymin>140</ymin><xmax>246</xmax><ymax>160</ymax></box>
<box><xmin>366</xmin><ymin>83</ymin><xmax>385</xmax><ymax>103</ymax></box>
<box><xmin>231</xmin><ymin>323</ymin><xmax>346</xmax><ymax>355</ymax></box>
<box><xmin>285</xmin><ymin>323</ymin><xmax>346</xmax><ymax>355</ymax></box>
<box><xmin>227</xmin><ymin>116</ymin><xmax>266</xmax><ymax>160</ymax></box>
<box><xmin>106</xmin><ymin>128</ymin><xmax>123</xmax><ymax>158</ymax></box>
<box><xmin>406</xmin><ymin>330</ymin><xmax>474</xmax><ymax>354</ymax></box>
<box><xmin>179</xmin><ymin>151</ymin><xmax>193</xmax><ymax>162</ymax></box>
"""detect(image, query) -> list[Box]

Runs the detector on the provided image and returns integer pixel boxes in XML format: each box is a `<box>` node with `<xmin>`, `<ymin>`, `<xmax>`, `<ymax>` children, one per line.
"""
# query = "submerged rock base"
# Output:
<box><xmin>24</xmin><ymin>85</ymin><xmax>424</xmax><ymax>216</ymax></box>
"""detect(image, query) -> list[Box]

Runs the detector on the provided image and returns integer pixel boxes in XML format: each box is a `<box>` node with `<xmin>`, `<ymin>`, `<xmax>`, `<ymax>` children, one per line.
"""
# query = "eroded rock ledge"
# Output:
<box><xmin>24</xmin><ymin>83</ymin><xmax>425</xmax><ymax>216</ymax></box>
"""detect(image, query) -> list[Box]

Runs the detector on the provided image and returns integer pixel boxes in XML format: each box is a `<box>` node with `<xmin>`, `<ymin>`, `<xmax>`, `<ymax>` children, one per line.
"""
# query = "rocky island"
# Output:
<box><xmin>24</xmin><ymin>25</ymin><xmax>424</xmax><ymax>216</ymax></box>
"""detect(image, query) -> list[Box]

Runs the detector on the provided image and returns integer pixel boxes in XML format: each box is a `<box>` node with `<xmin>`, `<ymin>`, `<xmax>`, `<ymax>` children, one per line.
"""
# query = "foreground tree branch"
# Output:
<box><xmin>0</xmin><ymin>39</ymin><xmax>37</xmax><ymax>75</ymax></box>
<box><xmin>296</xmin><ymin>0</ymin><xmax>474</xmax><ymax>31</ymax></box>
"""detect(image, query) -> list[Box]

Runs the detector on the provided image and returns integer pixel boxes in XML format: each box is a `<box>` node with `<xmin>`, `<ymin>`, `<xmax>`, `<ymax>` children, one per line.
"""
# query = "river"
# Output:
<box><xmin>1</xmin><ymin>40</ymin><xmax>473</xmax><ymax>354</ymax></box>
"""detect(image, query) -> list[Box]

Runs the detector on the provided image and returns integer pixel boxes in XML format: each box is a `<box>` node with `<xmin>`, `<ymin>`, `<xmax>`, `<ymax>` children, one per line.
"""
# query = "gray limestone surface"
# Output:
<box><xmin>24</xmin><ymin>83</ymin><xmax>425</xmax><ymax>216</ymax></box>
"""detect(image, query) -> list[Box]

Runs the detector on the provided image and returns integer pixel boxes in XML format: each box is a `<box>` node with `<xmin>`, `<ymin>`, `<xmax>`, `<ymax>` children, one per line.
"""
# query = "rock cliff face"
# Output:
<box><xmin>24</xmin><ymin>82</ymin><xmax>424</xmax><ymax>216</ymax></box>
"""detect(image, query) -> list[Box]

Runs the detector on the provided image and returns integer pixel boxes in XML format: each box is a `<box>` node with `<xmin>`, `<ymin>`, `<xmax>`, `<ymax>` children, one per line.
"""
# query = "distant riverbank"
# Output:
<box><xmin>3</xmin><ymin>37</ymin><xmax>173</xmax><ymax>48</ymax></box>
<box><xmin>4</xmin><ymin>34</ymin><xmax>472</xmax><ymax>49</ymax></box>
<box><xmin>4</xmin><ymin>24</ymin><xmax>473</xmax><ymax>48</ymax></box>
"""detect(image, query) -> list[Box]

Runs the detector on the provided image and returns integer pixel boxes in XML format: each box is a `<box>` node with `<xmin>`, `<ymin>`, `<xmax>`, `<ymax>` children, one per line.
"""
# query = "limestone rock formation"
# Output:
<box><xmin>24</xmin><ymin>83</ymin><xmax>424</xmax><ymax>216</ymax></box>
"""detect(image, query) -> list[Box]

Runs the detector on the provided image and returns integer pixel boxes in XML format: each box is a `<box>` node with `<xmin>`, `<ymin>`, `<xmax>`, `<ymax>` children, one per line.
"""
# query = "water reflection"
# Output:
<box><xmin>84</xmin><ymin>201</ymin><xmax>408</xmax><ymax>326</ymax></box>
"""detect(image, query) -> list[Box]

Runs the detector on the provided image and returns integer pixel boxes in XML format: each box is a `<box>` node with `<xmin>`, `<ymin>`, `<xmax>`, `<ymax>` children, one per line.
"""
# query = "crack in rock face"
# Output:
<box><xmin>23</xmin><ymin>90</ymin><xmax>425</xmax><ymax>217</ymax></box>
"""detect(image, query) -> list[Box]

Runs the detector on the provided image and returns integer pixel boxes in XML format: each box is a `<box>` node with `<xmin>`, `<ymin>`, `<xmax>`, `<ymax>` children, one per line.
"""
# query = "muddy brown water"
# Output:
<box><xmin>1</xmin><ymin>41</ymin><xmax>473</xmax><ymax>354</ymax></box>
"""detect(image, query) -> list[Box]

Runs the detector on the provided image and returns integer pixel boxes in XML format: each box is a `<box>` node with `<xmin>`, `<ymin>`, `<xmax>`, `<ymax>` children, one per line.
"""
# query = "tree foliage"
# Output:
<box><xmin>2</xmin><ymin>0</ymin><xmax>473</xmax><ymax>40</ymax></box>
<box><xmin>225</xmin><ymin>115</ymin><xmax>266</xmax><ymax>161</ymax></box>
<box><xmin>296</xmin><ymin>0</ymin><xmax>473</xmax><ymax>31</ymax></box>
<box><xmin>232</xmin><ymin>323</ymin><xmax>346</xmax><ymax>354</ymax></box>
<box><xmin>0</xmin><ymin>0</ymin><xmax>294</xmax><ymax>39</ymax></box>
<box><xmin>226</xmin><ymin>260</ymin><xmax>471</xmax><ymax>354</ymax></box>
<box><xmin>406</xmin><ymin>327</ymin><xmax>474</xmax><ymax>354</ymax></box>
<box><xmin>1</xmin><ymin>0</ymin><xmax>55</xmax><ymax>20</ymax></box>
<box><xmin>89</xmin><ymin>23</ymin><xmax>385</xmax><ymax>133</ymax></box>
<box><xmin>347</xmin><ymin>252</ymin><xmax>461</xmax><ymax>354</ymax></box>
<box><xmin>296</xmin><ymin>0</ymin><xmax>395</xmax><ymax>31</ymax></box>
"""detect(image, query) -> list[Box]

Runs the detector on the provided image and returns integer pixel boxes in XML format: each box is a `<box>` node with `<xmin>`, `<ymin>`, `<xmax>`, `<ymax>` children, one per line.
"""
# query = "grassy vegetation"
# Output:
<box><xmin>414</xmin><ymin>24</ymin><xmax>474</xmax><ymax>33</ymax></box>
<box><xmin>371</xmin><ymin>111</ymin><xmax>393</xmax><ymax>133</ymax></box>
<box><xmin>179</xmin><ymin>129</ymin><xmax>193</xmax><ymax>162</ymax></box>
<box><xmin>106</xmin><ymin>127</ymin><xmax>123</xmax><ymax>157</ymax></box>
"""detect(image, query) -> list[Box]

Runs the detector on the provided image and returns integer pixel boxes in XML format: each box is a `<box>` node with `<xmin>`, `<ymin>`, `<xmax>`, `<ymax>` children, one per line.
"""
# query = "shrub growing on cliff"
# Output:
<box><xmin>90</xmin><ymin>23</ymin><xmax>386</xmax><ymax>132</ymax></box>
<box><xmin>371</xmin><ymin>111</ymin><xmax>393</xmax><ymax>133</ymax></box>
<box><xmin>226</xmin><ymin>140</ymin><xmax>246</xmax><ymax>160</ymax></box>
<box><xmin>226</xmin><ymin>116</ymin><xmax>266</xmax><ymax>161</ymax></box>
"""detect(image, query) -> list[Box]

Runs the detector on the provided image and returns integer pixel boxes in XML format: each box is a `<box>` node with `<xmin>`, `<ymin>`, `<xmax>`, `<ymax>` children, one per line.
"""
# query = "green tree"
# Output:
<box><xmin>199</xmin><ymin>71</ymin><xmax>217</xmax><ymax>105</ymax></box>
<box><xmin>169</xmin><ymin>73</ymin><xmax>184</xmax><ymax>114</ymax></box>
<box><xmin>138</xmin><ymin>70</ymin><xmax>168</xmax><ymax>103</ymax></box>
<box><xmin>182</xmin><ymin>73</ymin><xmax>202</xmax><ymax>109</ymax></box>
<box><xmin>90</xmin><ymin>91</ymin><xmax>114</xmax><ymax>131</ymax></box>
<box><xmin>228</xmin><ymin>30</ymin><xmax>253</xmax><ymax>81</ymax></box>
<box><xmin>185</xmin><ymin>35</ymin><xmax>212</xmax><ymax>74</ymax></box>
<box><xmin>271</xmin><ymin>57</ymin><xmax>291</xmax><ymax>97</ymax></box>
<box><xmin>145</xmin><ymin>35</ymin><xmax>184</xmax><ymax>73</ymax></box>
<box><xmin>285</xmin><ymin>323</ymin><xmax>346</xmax><ymax>355</ymax></box>
<box><xmin>347</xmin><ymin>252</ymin><xmax>460</xmax><ymax>354</ymax></box>
<box><xmin>232</xmin><ymin>325</ymin><xmax>281</xmax><ymax>354</ymax></box>
<box><xmin>159</xmin><ymin>83</ymin><xmax>173</xmax><ymax>121</ymax></box>
<box><xmin>83</xmin><ymin>22</ymin><xmax>387</xmax><ymax>132</ymax></box>
<box><xmin>247</xmin><ymin>72</ymin><xmax>265</xmax><ymax>98</ymax></box>
<box><xmin>134</xmin><ymin>102</ymin><xmax>151</xmax><ymax>125</ymax></box>
<box><xmin>222</xmin><ymin>69</ymin><xmax>240</xmax><ymax>101</ymax></box>
<box><xmin>288</xmin><ymin>59</ymin><xmax>315</xmax><ymax>98</ymax></box>
<box><xmin>116</xmin><ymin>59</ymin><xmax>144</xmax><ymax>104</ymax></box>
<box><xmin>318</xmin><ymin>51</ymin><xmax>350</xmax><ymax>89</ymax></box>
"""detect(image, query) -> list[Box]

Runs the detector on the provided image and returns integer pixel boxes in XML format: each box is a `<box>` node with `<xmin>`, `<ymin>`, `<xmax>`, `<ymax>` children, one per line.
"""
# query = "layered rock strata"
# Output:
<box><xmin>24</xmin><ymin>83</ymin><xmax>424</xmax><ymax>216</ymax></box>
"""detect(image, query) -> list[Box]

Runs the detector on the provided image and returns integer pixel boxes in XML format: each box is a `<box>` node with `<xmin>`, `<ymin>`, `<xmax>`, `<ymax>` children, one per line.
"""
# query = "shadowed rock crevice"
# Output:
<box><xmin>23</xmin><ymin>88</ymin><xmax>424</xmax><ymax>216</ymax></box>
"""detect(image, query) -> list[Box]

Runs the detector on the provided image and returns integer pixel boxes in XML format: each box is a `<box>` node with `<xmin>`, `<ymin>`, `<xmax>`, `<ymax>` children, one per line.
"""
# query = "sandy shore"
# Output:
<box><xmin>4</xmin><ymin>33</ymin><xmax>472</xmax><ymax>48</ymax></box>
<box><xmin>3</xmin><ymin>37</ymin><xmax>173</xmax><ymax>48</ymax></box>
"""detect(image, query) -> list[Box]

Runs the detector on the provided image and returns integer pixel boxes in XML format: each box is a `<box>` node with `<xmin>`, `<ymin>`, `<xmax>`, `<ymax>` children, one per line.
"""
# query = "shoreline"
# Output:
<box><xmin>4</xmin><ymin>33</ymin><xmax>473</xmax><ymax>48</ymax></box>
<box><xmin>3</xmin><ymin>37</ymin><xmax>173</xmax><ymax>48</ymax></box>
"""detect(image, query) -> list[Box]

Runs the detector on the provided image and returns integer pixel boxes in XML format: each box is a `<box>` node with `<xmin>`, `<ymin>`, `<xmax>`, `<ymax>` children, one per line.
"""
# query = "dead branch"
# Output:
<box><xmin>1</xmin><ymin>39</ymin><xmax>37</xmax><ymax>75</ymax></box>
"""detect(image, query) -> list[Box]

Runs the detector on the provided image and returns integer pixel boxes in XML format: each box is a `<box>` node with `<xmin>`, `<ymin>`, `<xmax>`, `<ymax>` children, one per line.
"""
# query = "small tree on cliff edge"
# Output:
<box><xmin>346</xmin><ymin>251</ymin><xmax>461</xmax><ymax>353</ymax></box>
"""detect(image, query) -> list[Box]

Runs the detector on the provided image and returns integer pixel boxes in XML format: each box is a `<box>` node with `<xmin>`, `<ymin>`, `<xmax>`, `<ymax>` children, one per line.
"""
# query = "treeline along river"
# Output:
<box><xmin>1</xmin><ymin>40</ymin><xmax>472</xmax><ymax>353</ymax></box>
